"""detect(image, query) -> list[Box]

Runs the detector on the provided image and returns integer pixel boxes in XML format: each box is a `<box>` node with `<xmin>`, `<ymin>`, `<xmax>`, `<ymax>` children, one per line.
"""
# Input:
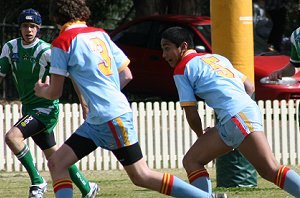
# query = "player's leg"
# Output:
<box><xmin>182</xmin><ymin>127</ymin><xmax>232</xmax><ymax>194</ymax></box>
<box><xmin>34</xmin><ymin>132</ymin><xmax>98</xmax><ymax>198</ymax></box>
<box><xmin>232</xmin><ymin>103</ymin><xmax>300</xmax><ymax>197</ymax></box>
<box><xmin>49</xmin><ymin>128</ymin><xmax>98</xmax><ymax>198</ymax></box>
<box><xmin>33</xmin><ymin>103</ymin><xmax>99</xmax><ymax>198</ymax></box>
<box><xmin>5</xmin><ymin>115</ymin><xmax>47</xmax><ymax>197</ymax></box>
<box><xmin>239</xmin><ymin>131</ymin><xmax>300</xmax><ymax>197</ymax></box>
<box><xmin>68</xmin><ymin>165</ymin><xmax>99</xmax><ymax>198</ymax></box>
<box><xmin>47</xmin><ymin>143</ymin><xmax>77</xmax><ymax>197</ymax></box>
<box><xmin>106</xmin><ymin>112</ymin><xmax>210</xmax><ymax>197</ymax></box>
<box><xmin>114</xmin><ymin>143</ymin><xmax>210</xmax><ymax>197</ymax></box>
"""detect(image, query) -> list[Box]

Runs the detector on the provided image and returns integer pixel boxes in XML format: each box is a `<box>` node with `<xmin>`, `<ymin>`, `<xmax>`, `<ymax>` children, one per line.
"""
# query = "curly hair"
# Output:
<box><xmin>49</xmin><ymin>0</ymin><xmax>91</xmax><ymax>25</ymax></box>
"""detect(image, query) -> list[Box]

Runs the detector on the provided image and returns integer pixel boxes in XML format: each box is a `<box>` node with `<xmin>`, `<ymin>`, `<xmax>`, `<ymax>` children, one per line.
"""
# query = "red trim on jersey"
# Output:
<box><xmin>174</xmin><ymin>52</ymin><xmax>205</xmax><ymax>75</ymax></box>
<box><xmin>231</xmin><ymin>116</ymin><xmax>248</xmax><ymax>137</ymax></box>
<box><xmin>108</xmin><ymin>120</ymin><xmax>122</xmax><ymax>148</ymax></box>
<box><xmin>52</xmin><ymin>27</ymin><xmax>106</xmax><ymax>52</ymax></box>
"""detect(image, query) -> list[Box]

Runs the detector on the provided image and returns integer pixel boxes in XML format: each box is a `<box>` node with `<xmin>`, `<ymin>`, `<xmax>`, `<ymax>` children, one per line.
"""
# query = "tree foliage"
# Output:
<box><xmin>0</xmin><ymin>0</ymin><xmax>298</xmax><ymax>34</ymax></box>
<box><xmin>132</xmin><ymin>0</ymin><xmax>209</xmax><ymax>17</ymax></box>
<box><xmin>86</xmin><ymin>0</ymin><xmax>134</xmax><ymax>30</ymax></box>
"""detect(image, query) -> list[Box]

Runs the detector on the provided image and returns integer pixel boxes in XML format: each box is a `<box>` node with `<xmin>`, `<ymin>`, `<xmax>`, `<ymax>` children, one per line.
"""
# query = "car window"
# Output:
<box><xmin>148</xmin><ymin>21</ymin><xmax>210</xmax><ymax>53</ymax></box>
<box><xmin>149</xmin><ymin>22</ymin><xmax>178</xmax><ymax>50</ymax></box>
<box><xmin>196</xmin><ymin>25</ymin><xmax>211</xmax><ymax>45</ymax></box>
<box><xmin>112</xmin><ymin>21</ymin><xmax>152</xmax><ymax>48</ymax></box>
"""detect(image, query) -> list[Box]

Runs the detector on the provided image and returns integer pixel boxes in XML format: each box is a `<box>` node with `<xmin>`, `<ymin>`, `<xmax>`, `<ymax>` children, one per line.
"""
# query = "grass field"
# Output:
<box><xmin>0</xmin><ymin>167</ymin><xmax>298</xmax><ymax>198</ymax></box>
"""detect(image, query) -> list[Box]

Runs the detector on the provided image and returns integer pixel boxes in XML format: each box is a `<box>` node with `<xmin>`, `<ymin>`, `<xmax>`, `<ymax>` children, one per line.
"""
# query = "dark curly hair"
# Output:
<box><xmin>161</xmin><ymin>27</ymin><xmax>194</xmax><ymax>49</ymax></box>
<box><xmin>49</xmin><ymin>0</ymin><xmax>91</xmax><ymax>25</ymax></box>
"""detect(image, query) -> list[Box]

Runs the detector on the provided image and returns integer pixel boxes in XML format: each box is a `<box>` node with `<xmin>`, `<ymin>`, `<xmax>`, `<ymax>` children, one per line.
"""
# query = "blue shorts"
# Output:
<box><xmin>216</xmin><ymin>103</ymin><xmax>264</xmax><ymax>149</ymax></box>
<box><xmin>74</xmin><ymin>112</ymin><xmax>139</xmax><ymax>150</ymax></box>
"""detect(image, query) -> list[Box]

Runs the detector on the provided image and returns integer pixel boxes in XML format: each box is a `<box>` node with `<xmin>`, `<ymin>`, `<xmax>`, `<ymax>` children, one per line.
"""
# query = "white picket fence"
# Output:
<box><xmin>0</xmin><ymin>100</ymin><xmax>299</xmax><ymax>172</ymax></box>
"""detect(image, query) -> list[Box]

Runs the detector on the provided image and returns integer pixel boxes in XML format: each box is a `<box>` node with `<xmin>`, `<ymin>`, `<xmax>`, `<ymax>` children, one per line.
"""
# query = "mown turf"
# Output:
<box><xmin>0</xmin><ymin>167</ymin><xmax>298</xmax><ymax>197</ymax></box>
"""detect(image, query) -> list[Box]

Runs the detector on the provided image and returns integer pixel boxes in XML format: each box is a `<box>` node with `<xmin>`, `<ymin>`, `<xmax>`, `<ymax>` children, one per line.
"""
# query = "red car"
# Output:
<box><xmin>110</xmin><ymin>15</ymin><xmax>300</xmax><ymax>101</ymax></box>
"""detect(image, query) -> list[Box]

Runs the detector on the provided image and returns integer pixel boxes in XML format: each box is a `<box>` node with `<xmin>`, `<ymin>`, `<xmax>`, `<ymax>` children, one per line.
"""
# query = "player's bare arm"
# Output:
<box><xmin>268</xmin><ymin>62</ymin><xmax>296</xmax><ymax>80</ymax></box>
<box><xmin>183</xmin><ymin>106</ymin><xmax>203</xmax><ymax>137</ymax></box>
<box><xmin>34</xmin><ymin>74</ymin><xmax>65</xmax><ymax>100</ymax></box>
<box><xmin>119</xmin><ymin>66</ymin><xmax>133</xmax><ymax>89</ymax></box>
<box><xmin>243</xmin><ymin>78</ymin><xmax>255</xmax><ymax>96</ymax></box>
<box><xmin>70</xmin><ymin>77</ymin><xmax>89</xmax><ymax>119</ymax></box>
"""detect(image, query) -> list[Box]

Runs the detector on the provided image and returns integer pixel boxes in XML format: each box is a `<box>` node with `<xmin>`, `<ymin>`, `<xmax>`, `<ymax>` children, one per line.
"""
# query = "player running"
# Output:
<box><xmin>34</xmin><ymin>0</ymin><xmax>217</xmax><ymax>197</ymax></box>
<box><xmin>0</xmin><ymin>8</ymin><xmax>98</xmax><ymax>198</ymax></box>
<box><xmin>160</xmin><ymin>26</ymin><xmax>300</xmax><ymax>198</ymax></box>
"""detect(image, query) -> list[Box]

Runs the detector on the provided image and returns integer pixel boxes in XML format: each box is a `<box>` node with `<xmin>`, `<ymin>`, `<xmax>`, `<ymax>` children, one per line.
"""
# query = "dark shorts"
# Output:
<box><xmin>15</xmin><ymin>115</ymin><xmax>56</xmax><ymax>150</ymax></box>
<box><xmin>65</xmin><ymin>112</ymin><xmax>143</xmax><ymax>166</ymax></box>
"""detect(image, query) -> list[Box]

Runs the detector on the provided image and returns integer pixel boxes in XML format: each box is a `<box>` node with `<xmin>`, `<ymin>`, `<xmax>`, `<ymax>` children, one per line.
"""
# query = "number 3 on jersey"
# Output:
<box><xmin>90</xmin><ymin>38</ymin><xmax>112</xmax><ymax>76</ymax></box>
<box><xmin>201</xmin><ymin>56</ymin><xmax>234</xmax><ymax>78</ymax></box>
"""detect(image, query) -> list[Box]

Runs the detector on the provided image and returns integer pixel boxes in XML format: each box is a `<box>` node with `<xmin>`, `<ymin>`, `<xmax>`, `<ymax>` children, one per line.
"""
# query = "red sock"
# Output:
<box><xmin>53</xmin><ymin>179</ymin><xmax>73</xmax><ymax>193</ymax></box>
<box><xmin>274</xmin><ymin>165</ymin><xmax>290</xmax><ymax>188</ymax></box>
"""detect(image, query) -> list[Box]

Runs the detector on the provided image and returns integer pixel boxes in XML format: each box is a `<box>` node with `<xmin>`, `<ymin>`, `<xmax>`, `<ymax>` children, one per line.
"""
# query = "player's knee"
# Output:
<box><xmin>182</xmin><ymin>155</ymin><xmax>189</xmax><ymax>169</ymax></box>
<box><xmin>256</xmin><ymin>166</ymin><xmax>279</xmax><ymax>182</ymax></box>
<box><xmin>127</xmin><ymin>169</ymin><xmax>150</xmax><ymax>188</ymax></box>
<box><xmin>5</xmin><ymin>129</ymin><xmax>21</xmax><ymax>145</ymax></box>
<box><xmin>129</xmin><ymin>173</ymin><xmax>145</xmax><ymax>187</ymax></box>
<box><xmin>183</xmin><ymin>153</ymin><xmax>206</xmax><ymax>171</ymax></box>
<box><xmin>5</xmin><ymin>132</ymin><xmax>12</xmax><ymax>144</ymax></box>
<box><xmin>183</xmin><ymin>154</ymin><xmax>195</xmax><ymax>170</ymax></box>
<box><xmin>183</xmin><ymin>153</ymin><xmax>195</xmax><ymax>167</ymax></box>
<box><xmin>47</xmin><ymin>156</ymin><xmax>58</xmax><ymax>172</ymax></box>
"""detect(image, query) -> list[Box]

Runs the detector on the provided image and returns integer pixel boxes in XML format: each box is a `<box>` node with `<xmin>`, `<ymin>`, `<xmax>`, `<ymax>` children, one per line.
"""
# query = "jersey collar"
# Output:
<box><xmin>182</xmin><ymin>49</ymin><xmax>197</xmax><ymax>58</ymax></box>
<box><xmin>60</xmin><ymin>21</ymin><xmax>87</xmax><ymax>34</ymax></box>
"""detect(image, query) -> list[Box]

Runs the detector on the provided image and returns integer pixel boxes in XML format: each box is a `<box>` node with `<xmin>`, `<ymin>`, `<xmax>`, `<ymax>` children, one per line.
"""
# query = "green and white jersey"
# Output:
<box><xmin>290</xmin><ymin>27</ymin><xmax>300</xmax><ymax>67</ymax></box>
<box><xmin>0</xmin><ymin>37</ymin><xmax>58</xmax><ymax>105</ymax></box>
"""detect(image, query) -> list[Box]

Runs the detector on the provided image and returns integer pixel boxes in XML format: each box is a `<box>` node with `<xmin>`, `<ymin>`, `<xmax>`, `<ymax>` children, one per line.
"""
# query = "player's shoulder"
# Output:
<box><xmin>290</xmin><ymin>27</ymin><xmax>300</xmax><ymax>43</ymax></box>
<box><xmin>292</xmin><ymin>27</ymin><xmax>300</xmax><ymax>34</ymax></box>
<box><xmin>1</xmin><ymin>38</ymin><xmax>20</xmax><ymax>52</ymax></box>
<box><xmin>33</xmin><ymin>38</ymin><xmax>51</xmax><ymax>52</ymax></box>
<box><xmin>5</xmin><ymin>38</ymin><xmax>19</xmax><ymax>46</ymax></box>
<box><xmin>37</xmin><ymin>38</ymin><xmax>51</xmax><ymax>46</ymax></box>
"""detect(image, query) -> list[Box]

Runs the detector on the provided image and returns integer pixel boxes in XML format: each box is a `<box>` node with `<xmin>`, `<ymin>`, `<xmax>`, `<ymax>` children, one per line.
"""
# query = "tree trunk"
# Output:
<box><xmin>167</xmin><ymin>0</ymin><xmax>204</xmax><ymax>15</ymax></box>
<box><xmin>133</xmin><ymin>0</ymin><xmax>162</xmax><ymax>17</ymax></box>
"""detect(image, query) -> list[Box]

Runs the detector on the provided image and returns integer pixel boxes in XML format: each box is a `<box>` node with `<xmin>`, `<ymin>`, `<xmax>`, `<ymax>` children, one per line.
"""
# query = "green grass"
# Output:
<box><xmin>0</xmin><ymin>167</ymin><xmax>298</xmax><ymax>197</ymax></box>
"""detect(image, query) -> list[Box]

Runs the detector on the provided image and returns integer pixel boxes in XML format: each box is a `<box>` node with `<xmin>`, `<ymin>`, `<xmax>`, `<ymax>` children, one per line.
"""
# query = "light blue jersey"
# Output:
<box><xmin>50</xmin><ymin>23</ymin><xmax>131</xmax><ymax>124</ymax></box>
<box><xmin>174</xmin><ymin>50</ymin><xmax>256</xmax><ymax>124</ymax></box>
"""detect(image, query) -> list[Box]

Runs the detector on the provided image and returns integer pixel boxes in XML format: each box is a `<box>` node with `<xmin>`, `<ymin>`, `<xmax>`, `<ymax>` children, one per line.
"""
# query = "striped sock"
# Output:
<box><xmin>16</xmin><ymin>144</ymin><xmax>43</xmax><ymax>185</ymax></box>
<box><xmin>274</xmin><ymin>165</ymin><xmax>300</xmax><ymax>197</ymax></box>
<box><xmin>160</xmin><ymin>173</ymin><xmax>209</xmax><ymax>197</ymax></box>
<box><xmin>68</xmin><ymin>165</ymin><xmax>90</xmax><ymax>196</ymax></box>
<box><xmin>188</xmin><ymin>168</ymin><xmax>212</xmax><ymax>194</ymax></box>
<box><xmin>53</xmin><ymin>179</ymin><xmax>73</xmax><ymax>198</ymax></box>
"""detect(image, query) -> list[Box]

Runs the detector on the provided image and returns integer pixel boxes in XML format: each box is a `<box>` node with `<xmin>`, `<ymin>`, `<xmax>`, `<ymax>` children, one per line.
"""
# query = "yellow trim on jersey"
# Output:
<box><xmin>118</xmin><ymin>58</ymin><xmax>130</xmax><ymax>73</ymax></box>
<box><xmin>60</xmin><ymin>20</ymin><xmax>87</xmax><ymax>34</ymax></box>
<box><xmin>180</xmin><ymin>101</ymin><xmax>198</xmax><ymax>107</ymax></box>
<box><xmin>241</xmin><ymin>75</ymin><xmax>247</xmax><ymax>83</ymax></box>
<box><xmin>182</xmin><ymin>49</ymin><xmax>196</xmax><ymax>58</ymax></box>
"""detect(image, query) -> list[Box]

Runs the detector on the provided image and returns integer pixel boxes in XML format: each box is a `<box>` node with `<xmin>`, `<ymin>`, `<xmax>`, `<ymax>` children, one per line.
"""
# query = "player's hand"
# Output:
<box><xmin>268</xmin><ymin>70</ymin><xmax>282</xmax><ymax>81</ymax></box>
<box><xmin>34</xmin><ymin>76</ymin><xmax>50</xmax><ymax>97</ymax></box>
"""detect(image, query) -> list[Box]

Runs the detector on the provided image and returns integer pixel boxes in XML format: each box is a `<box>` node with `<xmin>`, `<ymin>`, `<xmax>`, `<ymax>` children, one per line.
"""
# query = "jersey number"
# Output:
<box><xmin>201</xmin><ymin>56</ymin><xmax>234</xmax><ymax>78</ymax></box>
<box><xmin>90</xmin><ymin>38</ymin><xmax>112</xmax><ymax>76</ymax></box>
